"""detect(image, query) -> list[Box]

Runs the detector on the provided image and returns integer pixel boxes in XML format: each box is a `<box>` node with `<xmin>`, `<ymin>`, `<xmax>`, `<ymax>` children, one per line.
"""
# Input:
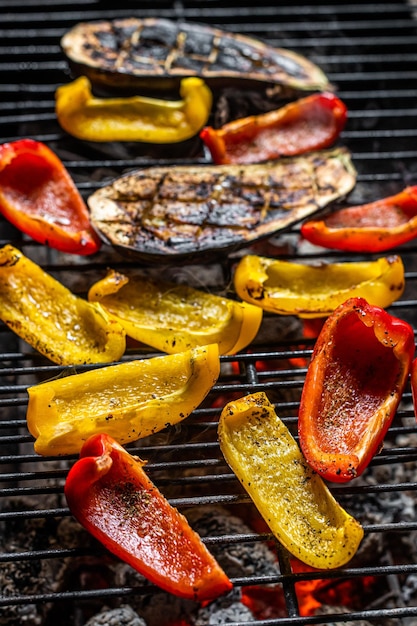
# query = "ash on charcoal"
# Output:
<box><xmin>84</xmin><ymin>605</ymin><xmax>146</xmax><ymax>626</ymax></box>
<box><xmin>334</xmin><ymin>432</ymin><xmax>417</xmax><ymax>570</ymax></box>
<box><xmin>112</xmin><ymin>563</ymin><xmax>199</xmax><ymax>626</ymax></box>
<box><xmin>185</xmin><ymin>505</ymin><xmax>281</xmax><ymax>578</ymax></box>
<box><xmin>0</xmin><ymin>504</ymin><xmax>66</xmax><ymax>626</ymax></box>
<box><xmin>192</xmin><ymin>588</ymin><xmax>255</xmax><ymax>625</ymax></box>
<box><xmin>56</xmin><ymin>516</ymin><xmax>97</xmax><ymax>550</ymax></box>
<box><xmin>313</xmin><ymin>604</ymin><xmax>376</xmax><ymax>626</ymax></box>
<box><xmin>403</xmin><ymin>574</ymin><xmax>417</xmax><ymax>603</ymax></box>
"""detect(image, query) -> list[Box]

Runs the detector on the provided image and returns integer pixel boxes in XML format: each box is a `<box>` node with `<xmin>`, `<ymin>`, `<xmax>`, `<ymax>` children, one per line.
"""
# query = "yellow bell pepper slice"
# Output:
<box><xmin>233</xmin><ymin>254</ymin><xmax>405</xmax><ymax>318</ymax></box>
<box><xmin>27</xmin><ymin>343</ymin><xmax>220</xmax><ymax>456</ymax></box>
<box><xmin>218</xmin><ymin>391</ymin><xmax>364</xmax><ymax>570</ymax></box>
<box><xmin>88</xmin><ymin>270</ymin><xmax>263</xmax><ymax>355</ymax></box>
<box><xmin>55</xmin><ymin>76</ymin><xmax>213</xmax><ymax>143</ymax></box>
<box><xmin>0</xmin><ymin>245</ymin><xmax>126</xmax><ymax>365</ymax></box>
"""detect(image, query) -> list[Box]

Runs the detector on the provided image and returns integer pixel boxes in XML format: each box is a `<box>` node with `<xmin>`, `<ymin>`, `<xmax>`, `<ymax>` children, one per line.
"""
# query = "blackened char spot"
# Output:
<box><xmin>198</xmin><ymin>225</ymin><xmax>245</xmax><ymax>247</ymax></box>
<box><xmin>94</xmin><ymin>31</ymin><xmax>119</xmax><ymax>52</ymax></box>
<box><xmin>170</xmin><ymin>56</ymin><xmax>207</xmax><ymax>72</ymax></box>
<box><xmin>213</xmin><ymin>47</ymin><xmax>254</xmax><ymax>73</ymax></box>
<box><xmin>269</xmin><ymin>188</ymin><xmax>312</xmax><ymax>209</ymax></box>
<box><xmin>132</xmin><ymin>43</ymin><xmax>168</xmax><ymax>62</ymax></box>
<box><xmin>163</xmin><ymin>235</ymin><xmax>202</xmax><ymax>249</ymax></box>
<box><xmin>268</xmin><ymin>50</ymin><xmax>310</xmax><ymax>79</ymax></box>
<box><xmin>207</xmin><ymin>202</ymin><xmax>261</xmax><ymax>227</ymax></box>
<box><xmin>182</xmin><ymin>28</ymin><xmax>213</xmax><ymax>57</ymax></box>
<box><xmin>112</xmin><ymin>22</ymin><xmax>138</xmax><ymax>45</ymax></box>
<box><xmin>125</xmin><ymin>59</ymin><xmax>159</xmax><ymax>71</ymax></box>
<box><xmin>165</xmin><ymin>201</ymin><xmax>209</xmax><ymax>226</ymax></box>
<box><xmin>159</xmin><ymin>174</ymin><xmax>218</xmax><ymax>202</ymax></box>
<box><xmin>139</xmin><ymin>22</ymin><xmax>179</xmax><ymax>53</ymax></box>
<box><xmin>239</xmin><ymin>186</ymin><xmax>265</xmax><ymax>205</ymax></box>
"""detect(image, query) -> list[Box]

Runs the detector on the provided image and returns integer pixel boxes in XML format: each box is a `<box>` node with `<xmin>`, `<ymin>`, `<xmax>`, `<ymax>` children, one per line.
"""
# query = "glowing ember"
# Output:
<box><xmin>292</xmin><ymin>559</ymin><xmax>378</xmax><ymax>617</ymax></box>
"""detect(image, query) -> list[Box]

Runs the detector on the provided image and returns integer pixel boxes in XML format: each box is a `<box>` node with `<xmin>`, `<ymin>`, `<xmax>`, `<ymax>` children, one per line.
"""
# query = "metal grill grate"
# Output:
<box><xmin>2</xmin><ymin>1</ymin><xmax>417</xmax><ymax>625</ymax></box>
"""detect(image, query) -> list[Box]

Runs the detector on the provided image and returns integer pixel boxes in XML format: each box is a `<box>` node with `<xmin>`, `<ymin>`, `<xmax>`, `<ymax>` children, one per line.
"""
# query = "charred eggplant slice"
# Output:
<box><xmin>61</xmin><ymin>17</ymin><xmax>330</xmax><ymax>95</ymax></box>
<box><xmin>88</xmin><ymin>148</ymin><xmax>356</xmax><ymax>264</ymax></box>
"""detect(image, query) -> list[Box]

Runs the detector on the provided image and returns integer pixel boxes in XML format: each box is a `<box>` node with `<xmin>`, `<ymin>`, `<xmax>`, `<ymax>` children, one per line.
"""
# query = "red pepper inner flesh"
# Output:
<box><xmin>84</xmin><ymin>464</ymin><xmax>202</xmax><ymax>584</ymax></box>
<box><xmin>223</xmin><ymin>98</ymin><xmax>342</xmax><ymax>164</ymax></box>
<box><xmin>315</xmin><ymin>314</ymin><xmax>400</xmax><ymax>454</ymax></box>
<box><xmin>324</xmin><ymin>203</ymin><xmax>410</xmax><ymax>229</ymax></box>
<box><xmin>0</xmin><ymin>151</ymin><xmax>85</xmax><ymax>232</ymax></box>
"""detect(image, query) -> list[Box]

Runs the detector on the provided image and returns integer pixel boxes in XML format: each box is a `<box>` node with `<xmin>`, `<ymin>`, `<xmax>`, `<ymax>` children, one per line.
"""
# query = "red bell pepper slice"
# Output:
<box><xmin>200</xmin><ymin>92</ymin><xmax>347</xmax><ymax>165</ymax></box>
<box><xmin>410</xmin><ymin>358</ymin><xmax>417</xmax><ymax>421</ymax></box>
<box><xmin>0</xmin><ymin>138</ymin><xmax>101</xmax><ymax>255</ymax></box>
<box><xmin>298</xmin><ymin>297</ymin><xmax>414</xmax><ymax>483</ymax></box>
<box><xmin>301</xmin><ymin>186</ymin><xmax>417</xmax><ymax>253</ymax></box>
<box><xmin>64</xmin><ymin>433</ymin><xmax>233</xmax><ymax>601</ymax></box>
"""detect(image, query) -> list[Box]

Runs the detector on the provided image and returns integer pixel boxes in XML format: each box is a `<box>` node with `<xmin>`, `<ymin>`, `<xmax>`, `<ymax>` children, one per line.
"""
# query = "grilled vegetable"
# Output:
<box><xmin>200</xmin><ymin>92</ymin><xmax>347</xmax><ymax>165</ymax></box>
<box><xmin>298</xmin><ymin>297</ymin><xmax>415</xmax><ymax>483</ymax></box>
<box><xmin>411</xmin><ymin>358</ymin><xmax>417</xmax><ymax>421</ymax></box>
<box><xmin>88</xmin><ymin>147</ymin><xmax>356</xmax><ymax>263</ymax></box>
<box><xmin>218</xmin><ymin>392</ymin><xmax>364</xmax><ymax>569</ymax></box>
<box><xmin>55</xmin><ymin>76</ymin><xmax>212</xmax><ymax>143</ymax></box>
<box><xmin>65</xmin><ymin>433</ymin><xmax>232</xmax><ymax>600</ymax></box>
<box><xmin>88</xmin><ymin>270</ymin><xmax>262</xmax><ymax>355</ymax></box>
<box><xmin>0</xmin><ymin>139</ymin><xmax>100</xmax><ymax>255</ymax></box>
<box><xmin>0</xmin><ymin>245</ymin><xmax>125</xmax><ymax>366</ymax></box>
<box><xmin>61</xmin><ymin>17</ymin><xmax>330</xmax><ymax>96</ymax></box>
<box><xmin>233</xmin><ymin>254</ymin><xmax>405</xmax><ymax>318</ymax></box>
<box><xmin>301</xmin><ymin>186</ymin><xmax>417</xmax><ymax>252</ymax></box>
<box><xmin>27</xmin><ymin>344</ymin><xmax>220</xmax><ymax>456</ymax></box>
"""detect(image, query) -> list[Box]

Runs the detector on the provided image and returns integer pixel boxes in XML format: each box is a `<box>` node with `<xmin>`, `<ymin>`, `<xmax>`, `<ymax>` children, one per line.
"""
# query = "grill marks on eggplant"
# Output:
<box><xmin>88</xmin><ymin>148</ymin><xmax>356</xmax><ymax>263</ymax></box>
<box><xmin>61</xmin><ymin>18</ymin><xmax>330</xmax><ymax>93</ymax></box>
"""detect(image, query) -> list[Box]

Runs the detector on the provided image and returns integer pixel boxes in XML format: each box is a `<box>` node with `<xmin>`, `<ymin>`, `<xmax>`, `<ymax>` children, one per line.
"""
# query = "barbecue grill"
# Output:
<box><xmin>2</xmin><ymin>1</ymin><xmax>417</xmax><ymax>625</ymax></box>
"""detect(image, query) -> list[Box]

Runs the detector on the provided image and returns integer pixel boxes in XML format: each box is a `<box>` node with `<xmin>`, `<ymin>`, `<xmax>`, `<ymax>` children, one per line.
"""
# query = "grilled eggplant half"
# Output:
<box><xmin>88</xmin><ymin>148</ymin><xmax>356</xmax><ymax>264</ymax></box>
<box><xmin>61</xmin><ymin>17</ymin><xmax>330</xmax><ymax>96</ymax></box>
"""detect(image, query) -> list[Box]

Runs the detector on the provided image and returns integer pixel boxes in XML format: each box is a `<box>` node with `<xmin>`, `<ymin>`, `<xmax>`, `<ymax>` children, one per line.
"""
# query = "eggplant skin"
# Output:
<box><xmin>87</xmin><ymin>148</ymin><xmax>356</xmax><ymax>264</ymax></box>
<box><xmin>61</xmin><ymin>17</ymin><xmax>330</xmax><ymax>95</ymax></box>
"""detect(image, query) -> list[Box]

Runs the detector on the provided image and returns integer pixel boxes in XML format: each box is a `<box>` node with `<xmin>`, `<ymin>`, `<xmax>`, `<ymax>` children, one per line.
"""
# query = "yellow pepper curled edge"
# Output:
<box><xmin>27</xmin><ymin>343</ymin><xmax>220</xmax><ymax>456</ymax></box>
<box><xmin>87</xmin><ymin>269</ymin><xmax>263</xmax><ymax>355</ymax></box>
<box><xmin>0</xmin><ymin>244</ymin><xmax>126</xmax><ymax>365</ymax></box>
<box><xmin>233</xmin><ymin>254</ymin><xmax>405</xmax><ymax>318</ymax></box>
<box><xmin>218</xmin><ymin>391</ymin><xmax>364</xmax><ymax>570</ymax></box>
<box><xmin>55</xmin><ymin>76</ymin><xmax>213</xmax><ymax>143</ymax></box>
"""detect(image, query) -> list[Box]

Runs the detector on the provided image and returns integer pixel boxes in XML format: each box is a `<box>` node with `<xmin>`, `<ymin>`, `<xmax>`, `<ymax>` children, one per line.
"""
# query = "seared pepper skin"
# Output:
<box><xmin>65</xmin><ymin>433</ymin><xmax>233</xmax><ymax>601</ymax></box>
<box><xmin>218</xmin><ymin>392</ymin><xmax>364</xmax><ymax>570</ymax></box>
<box><xmin>0</xmin><ymin>138</ymin><xmax>101</xmax><ymax>255</ymax></box>
<box><xmin>298</xmin><ymin>297</ymin><xmax>414</xmax><ymax>482</ymax></box>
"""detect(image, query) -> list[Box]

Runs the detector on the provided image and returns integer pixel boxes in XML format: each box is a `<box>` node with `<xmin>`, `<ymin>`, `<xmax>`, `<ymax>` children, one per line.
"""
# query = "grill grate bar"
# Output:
<box><xmin>2</xmin><ymin>587</ymin><xmax>417</xmax><ymax>626</ymax></box>
<box><xmin>2</xmin><ymin>474</ymin><xmax>417</xmax><ymax>497</ymax></box>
